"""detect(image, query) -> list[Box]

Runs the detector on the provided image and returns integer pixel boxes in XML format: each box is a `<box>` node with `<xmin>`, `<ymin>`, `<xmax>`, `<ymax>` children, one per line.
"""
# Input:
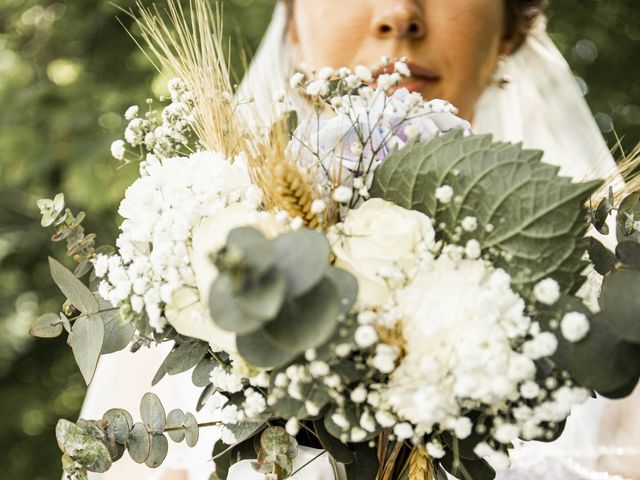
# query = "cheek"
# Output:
<box><xmin>293</xmin><ymin>1</ymin><xmax>371</xmax><ymax>70</ymax></box>
<box><xmin>429</xmin><ymin>0</ymin><xmax>505</xmax><ymax>115</ymax></box>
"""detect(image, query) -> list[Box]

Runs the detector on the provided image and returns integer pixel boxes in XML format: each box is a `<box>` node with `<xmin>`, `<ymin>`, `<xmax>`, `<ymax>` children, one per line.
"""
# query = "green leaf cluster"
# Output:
<box><xmin>57</xmin><ymin>393</ymin><xmax>205</xmax><ymax>477</ymax></box>
<box><xmin>370</xmin><ymin>131</ymin><xmax>601</xmax><ymax>293</ymax></box>
<box><xmin>30</xmin><ymin>257</ymin><xmax>135</xmax><ymax>384</ymax></box>
<box><xmin>251</xmin><ymin>427</ymin><xmax>299</xmax><ymax>478</ymax></box>
<box><xmin>209</xmin><ymin>227</ymin><xmax>358</xmax><ymax>368</ymax></box>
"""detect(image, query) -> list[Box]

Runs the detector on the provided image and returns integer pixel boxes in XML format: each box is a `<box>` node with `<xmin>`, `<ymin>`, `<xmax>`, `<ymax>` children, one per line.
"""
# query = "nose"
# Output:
<box><xmin>372</xmin><ymin>1</ymin><xmax>425</xmax><ymax>39</ymax></box>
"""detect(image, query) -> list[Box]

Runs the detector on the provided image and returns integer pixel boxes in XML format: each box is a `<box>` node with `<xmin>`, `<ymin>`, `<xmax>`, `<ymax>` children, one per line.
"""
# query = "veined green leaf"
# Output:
<box><xmin>49</xmin><ymin>257</ymin><xmax>99</xmax><ymax>314</ymax></box>
<box><xmin>370</xmin><ymin>131</ymin><xmax>601</xmax><ymax>292</ymax></box>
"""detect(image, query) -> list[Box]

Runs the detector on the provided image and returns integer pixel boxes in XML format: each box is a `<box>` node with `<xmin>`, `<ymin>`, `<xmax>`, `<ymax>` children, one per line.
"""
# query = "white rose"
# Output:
<box><xmin>327</xmin><ymin>198</ymin><xmax>436</xmax><ymax>307</ymax></box>
<box><xmin>165</xmin><ymin>203</ymin><xmax>285</xmax><ymax>352</ymax></box>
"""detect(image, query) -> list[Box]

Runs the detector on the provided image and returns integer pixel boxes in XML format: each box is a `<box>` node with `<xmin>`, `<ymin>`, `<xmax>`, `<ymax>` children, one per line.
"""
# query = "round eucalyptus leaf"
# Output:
<box><xmin>236</xmin><ymin>268</ymin><xmax>287</xmax><ymax>322</ymax></box>
<box><xmin>184</xmin><ymin>412</ymin><xmax>199</xmax><ymax>447</ymax></box>
<box><xmin>102</xmin><ymin>408</ymin><xmax>133</xmax><ymax>445</ymax></box>
<box><xmin>236</xmin><ymin>328</ymin><xmax>298</xmax><ymax>369</ymax></box>
<box><xmin>210</xmin><ymin>274</ymin><xmax>267</xmax><ymax>334</ymax></box>
<box><xmin>616</xmin><ymin>241</ymin><xmax>640</xmax><ymax>269</ymax></box>
<box><xmin>145</xmin><ymin>434</ymin><xmax>169</xmax><ymax>468</ymax></box>
<box><xmin>29</xmin><ymin>313</ymin><xmax>64</xmax><ymax>338</ymax></box>
<box><xmin>260</xmin><ymin>426</ymin><xmax>290</xmax><ymax>455</ymax></box>
<box><xmin>601</xmin><ymin>270</ymin><xmax>640</xmax><ymax>343</ymax></box>
<box><xmin>166</xmin><ymin>409</ymin><xmax>186</xmax><ymax>443</ymax></box>
<box><xmin>274</xmin><ymin>229</ymin><xmax>330</xmax><ymax>297</ymax></box>
<box><xmin>192</xmin><ymin>357</ymin><xmax>217</xmax><ymax>387</ymax></box>
<box><xmin>572</xmin><ymin>313</ymin><xmax>640</xmax><ymax>392</ymax></box>
<box><xmin>140</xmin><ymin>392</ymin><xmax>166</xmax><ymax>434</ymax></box>
<box><xmin>55</xmin><ymin>419</ymin><xmax>113</xmax><ymax>473</ymax></box>
<box><xmin>263</xmin><ymin>278</ymin><xmax>340</xmax><ymax>352</ymax></box>
<box><xmin>226</xmin><ymin>227</ymin><xmax>276</xmax><ymax>277</ymax></box>
<box><xmin>325</xmin><ymin>267</ymin><xmax>358</xmax><ymax>315</ymax></box>
<box><xmin>127</xmin><ymin>422</ymin><xmax>151</xmax><ymax>464</ymax></box>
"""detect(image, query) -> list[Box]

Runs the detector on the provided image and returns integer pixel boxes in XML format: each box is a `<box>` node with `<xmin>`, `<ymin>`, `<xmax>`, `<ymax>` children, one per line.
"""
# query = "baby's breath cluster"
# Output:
<box><xmin>110</xmin><ymin>78</ymin><xmax>198</xmax><ymax>170</ymax></box>
<box><xmin>287</xmin><ymin>58</ymin><xmax>471</xmax><ymax>210</ymax></box>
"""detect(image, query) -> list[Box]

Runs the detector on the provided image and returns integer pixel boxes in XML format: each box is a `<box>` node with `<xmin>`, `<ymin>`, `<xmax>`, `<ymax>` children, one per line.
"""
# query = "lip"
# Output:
<box><xmin>372</xmin><ymin>60</ymin><xmax>441</xmax><ymax>93</ymax></box>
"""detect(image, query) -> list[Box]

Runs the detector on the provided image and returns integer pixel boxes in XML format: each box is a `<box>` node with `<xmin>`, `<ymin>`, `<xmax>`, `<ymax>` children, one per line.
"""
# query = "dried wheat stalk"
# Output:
<box><xmin>408</xmin><ymin>446</ymin><xmax>435</xmax><ymax>480</ymax></box>
<box><xmin>272</xmin><ymin>162</ymin><xmax>319</xmax><ymax>228</ymax></box>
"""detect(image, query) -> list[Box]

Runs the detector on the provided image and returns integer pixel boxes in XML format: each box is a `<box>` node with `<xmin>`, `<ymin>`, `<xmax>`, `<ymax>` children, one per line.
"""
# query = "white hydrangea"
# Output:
<box><xmin>383</xmin><ymin>255</ymin><xmax>534</xmax><ymax>437</ymax></box>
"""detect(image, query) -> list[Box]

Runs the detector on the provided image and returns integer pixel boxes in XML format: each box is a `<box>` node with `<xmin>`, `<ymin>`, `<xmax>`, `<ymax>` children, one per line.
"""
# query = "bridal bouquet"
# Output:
<box><xmin>31</xmin><ymin>2</ymin><xmax>640</xmax><ymax>480</ymax></box>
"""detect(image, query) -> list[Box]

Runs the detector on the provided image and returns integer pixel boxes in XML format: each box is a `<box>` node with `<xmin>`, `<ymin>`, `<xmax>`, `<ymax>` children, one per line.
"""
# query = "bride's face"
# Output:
<box><xmin>289</xmin><ymin>0</ymin><xmax>512</xmax><ymax>120</ymax></box>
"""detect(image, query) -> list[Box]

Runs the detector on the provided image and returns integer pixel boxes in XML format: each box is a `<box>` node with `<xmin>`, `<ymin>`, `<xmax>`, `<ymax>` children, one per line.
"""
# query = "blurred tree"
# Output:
<box><xmin>0</xmin><ymin>0</ymin><xmax>636</xmax><ymax>479</ymax></box>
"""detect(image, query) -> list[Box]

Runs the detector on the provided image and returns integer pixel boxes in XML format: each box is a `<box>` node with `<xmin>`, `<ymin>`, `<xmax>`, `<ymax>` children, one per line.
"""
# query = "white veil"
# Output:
<box><xmin>82</xmin><ymin>4</ymin><xmax>625</xmax><ymax>480</ymax></box>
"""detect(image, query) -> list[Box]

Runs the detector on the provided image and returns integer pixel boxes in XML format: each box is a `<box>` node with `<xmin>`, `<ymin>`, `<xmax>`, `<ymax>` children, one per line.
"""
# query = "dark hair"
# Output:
<box><xmin>505</xmin><ymin>0</ymin><xmax>547</xmax><ymax>51</ymax></box>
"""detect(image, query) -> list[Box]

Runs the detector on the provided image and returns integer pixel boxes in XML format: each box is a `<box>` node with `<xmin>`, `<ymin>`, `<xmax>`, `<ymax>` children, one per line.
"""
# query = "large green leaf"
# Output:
<box><xmin>370</xmin><ymin>131</ymin><xmax>601</xmax><ymax>291</ymax></box>
<box><xmin>49</xmin><ymin>257</ymin><xmax>99</xmax><ymax>314</ymax></box>
<box><xmin>69</xmin><ymin>315</ymin><xmax>104</xmax><ymax>384</ymax></box>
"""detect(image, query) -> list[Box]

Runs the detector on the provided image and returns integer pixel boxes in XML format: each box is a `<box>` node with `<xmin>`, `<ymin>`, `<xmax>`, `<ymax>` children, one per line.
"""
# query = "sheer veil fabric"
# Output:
<box><xmin>83</xmin><ymin>4</ymin><xmax>624</xmax><ymax>479</ymax></box>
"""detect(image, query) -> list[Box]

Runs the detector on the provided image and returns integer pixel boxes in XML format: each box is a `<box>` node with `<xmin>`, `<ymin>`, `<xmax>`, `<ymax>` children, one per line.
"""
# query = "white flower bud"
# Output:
<box><xmin>435</xmin><ymin>185</ymin><xmax>454</xmax><ymax>204</ymax></box>
<box><xmin>285</xmin><ymin>418</ymin><xmax>300</xmax><ymax>436</ymax></box>
<box><xmin>560</xmin><ymin>312</ymin><xmax>590</xmax><ymax>342</ymax></box>
<box><xmin>533</xmin><ymin>278</ymin><xmax>560</xmax><ymax>305</ymax></box>
<box><xmin>333</xmin><ymin>186</ymin><xmax>353</xmax><ymax>204</ymax></box>
<box><xmin>354</xmin><ymin>325</ymin><xmax>378</xmax><ymax>348</ymax></box>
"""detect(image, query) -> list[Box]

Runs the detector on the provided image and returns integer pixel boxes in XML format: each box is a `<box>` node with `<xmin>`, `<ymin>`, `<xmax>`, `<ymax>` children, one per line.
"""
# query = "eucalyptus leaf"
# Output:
<box><xmin>601</xmin><ymin>270</ymin><xmax>640</xmax><ymax>343</ymax></box>
<box><xmin>69</xmin><ymin>315</ymin><xmax>104</xmax><ymax>384</ymax></box>
<box><xmin>184</xmin><ymin>412</ymin><xmax>199</xmax><ymax>447</ymax></box>
<box><xmin>274</xmin><ymin>229</ymin><xmax>331</xmax><ymax>297</ymax></box>
<box><xmin>145</xmin><ymin>434</ymin><xmax>169</xmax><ymax>468</ymax></box>
<box><xmin>615</xmin><ymin>241</ymin><xmax>640</xmax><ymax>269</ymax></box>
<box><xmin>343</xmin><ymin>442</ymin><xmax>379</xmax><ymax>480</ymax></box>
<box><xmin>127</xmin><ymin>422</ymin><xmax>151</xmax><ymax>464</ymax></box>
<box><xmin>236</xmin><ymin>268</ymin><xmax>287</xmax><ymax>322</ymax></box>
<box><xmin>166</xmin><ymin>409</ymin><xmax>186</xmax><ymax>443</ymax></box>
<box><xmin>236</xmin><ymin>327</ymin><xmax>299</xmax><ymax>368</ymax></box>
<box><xmin>325</xmin><ymin>267</ymin><xmax>358</xmax><ymax>315</ymax></box>
<box><xmin>29</xmin><ymin>313</ymin><xmax>63</xmax><ymax>338</ymax></box>
<box><xmin>225</xmin><ymin>227</ymin><xmax>276</xmax><ymax>278</ymax></box>
<box><xmin>102</xmin><ymin>408</ymin><xmax>132</xmax><ymax>445</ymax></box>
<box><xmin>313</xmin><ymin>420</ymin><xmax>354</xmax><ymax>464</ymax></box>
<box><xmin>210</xmin><ymin>274</ymin><xmax>268</xmax><ymax>334</ymax></box>
<box><xmin>140</xmin><ymin>392</ymin><xmax>166</xmax><ymax>434</ymax></box>
<box><xmin>588</xmin><ymin>237</ymin><xmax>617</xmax><ymax>276</ymax></box>
<box><xmin>572</xmin><ymin>313</ymin><xmax>640</xmax><ymax>392</ymax></box>
<box><xmin>165</xmin><ymin>341</ymin><xmax>209</xmax><ymax>375</ymax></box>
<box><xmin>55</xmin><ymin>419</ymin><xmax>112</xmax><ymax>473</ymax></box>
<box><xmin>263</xmin><ymin>278</ymin><xmax>340</xmax><ymax>353</ymax></box>
<box><xmin>100</xmin><ymin>307</ymin><xmax>135</xmax><ymax>354</ymax></box>
<box><xmin>370</xmin><ymin>131</ymin><xmax>600</xmax><ymax>291</ymax></box>
<box><xmin>192</xmin><ymin>357</ymin><xmax>217</xmax><ymax>387</ymax></box>
<box><xmin>49</xmin><ymin>257</ymin><xmax>99</xmax><ymax>314</ymax></box>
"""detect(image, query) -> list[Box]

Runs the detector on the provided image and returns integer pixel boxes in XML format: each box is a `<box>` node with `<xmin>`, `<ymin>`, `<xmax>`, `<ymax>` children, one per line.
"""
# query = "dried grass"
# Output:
<box><xmin>116</xmin><ymin>0</ymin><xmax>244</xmax><ymax>157</ymax></box>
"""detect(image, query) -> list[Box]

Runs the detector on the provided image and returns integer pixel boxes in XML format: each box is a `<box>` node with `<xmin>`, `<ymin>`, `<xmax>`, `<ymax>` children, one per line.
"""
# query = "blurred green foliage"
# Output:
<box><xmin>0</xmin><ymin>0</ymin><xmax>636</xmax><ymax>479</ymax></box>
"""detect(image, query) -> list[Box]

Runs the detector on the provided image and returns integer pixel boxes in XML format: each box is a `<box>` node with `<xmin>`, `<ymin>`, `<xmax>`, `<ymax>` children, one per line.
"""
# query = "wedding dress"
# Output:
<box><xmin>82</xmin><ymin>4</ymin><xmax>631</xmax><ymax>480</ymax></box>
